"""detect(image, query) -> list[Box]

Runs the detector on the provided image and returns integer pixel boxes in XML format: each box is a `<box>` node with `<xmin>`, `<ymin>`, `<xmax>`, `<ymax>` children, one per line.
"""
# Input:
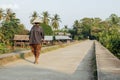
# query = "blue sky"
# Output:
<box><xmin>0</xmin><ymin>0</ymin><xmax>120</xmax><ymax>30</ymax></box>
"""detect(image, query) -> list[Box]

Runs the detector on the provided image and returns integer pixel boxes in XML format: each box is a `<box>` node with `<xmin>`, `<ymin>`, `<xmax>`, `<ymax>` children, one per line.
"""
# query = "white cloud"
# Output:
<box><xmin>0</xmin><ymin>4</ymin><xmax>19</xmax><ymax>10</ymax></box>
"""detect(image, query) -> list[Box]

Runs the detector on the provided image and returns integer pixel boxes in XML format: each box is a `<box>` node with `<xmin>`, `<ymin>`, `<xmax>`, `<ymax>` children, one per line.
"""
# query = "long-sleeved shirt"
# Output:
<box><xmin>29</xmin><ymin>26</ymin><xmax>44</xmax><ymax>44</ymax></box>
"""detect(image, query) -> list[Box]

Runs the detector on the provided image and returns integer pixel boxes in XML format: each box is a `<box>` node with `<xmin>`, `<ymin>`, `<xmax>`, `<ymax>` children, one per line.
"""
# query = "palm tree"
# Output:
<box><xmin>1</xmin><ymin>9</ymin><xmax>21</xmax><ymax>45</ymax></box>
<box><xmin>0</xmin><ymin>29</ymin><xmax>4</xmax><ymax>42</ymax></box>
<box><xmin>51</xmin><ymin>14</ymin><xmax>61</xmax><ymax>31</ymax></box>
<box><xmin>30</xmin><ymin>11</ymin><xmax>39</xmax><ymax>24</ymax></box>
<box><xmin>73</xmin><ymin>20</ymin><xmax>81</xmax><ymax>36</ymax></box>
<box><xmin>4</xmin><ymin>8</ymin><xmax>13</xmax><ymax>22</ymax></box>
<box><xmin>0</xmin><ymin>8</ymin><xmax>4</xmax><ymax>29</ymax></box>
<box><xmin>0</xmin><ymin>8</ymin><xmax>4</xmax><ymax>21</ymax></box>
<box><xmin>42</xmin><ymin>11</ymin><xmax>50</xmax><ymax>25</ymax></box>
<box><xmin>63</xmin><ymin>25</ymin><xmax>68</xmax><ymax>35</ymax></box>
<box><xmin>107</xmin><ymin>14</ymin><xmax>120</xmax><ymax>26</ymax></box>
<box><xmin>64</xmin><ymin>25</ymin><xmax>68</xmax><ymax>30</ymax></box>
<box><xmin>3</xmin><ymin>9</ymin><xmax>20</xmax><ymax>28</ymax></box>
<box><xmin>73</xmin><ymin>20</ymin><xmax>79</xmax><ymax>28</ymax></box>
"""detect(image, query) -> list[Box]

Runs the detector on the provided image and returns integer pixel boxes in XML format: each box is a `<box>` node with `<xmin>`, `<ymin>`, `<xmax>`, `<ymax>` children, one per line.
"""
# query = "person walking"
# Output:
<box><xmin>29</xmin><ymin>17</ymin><xmax>44</xmax><ymax>64</ymax></box>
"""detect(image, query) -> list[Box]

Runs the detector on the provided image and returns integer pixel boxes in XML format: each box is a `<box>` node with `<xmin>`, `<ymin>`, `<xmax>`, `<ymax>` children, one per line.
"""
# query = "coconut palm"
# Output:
<box><xmin>3</xmin><ymin>9</ymin><xmax>20</xmax><ymax>28</ymax></box>
<box><xmin>0</xmin><ymin>8</ymin><xmax>4</xmax><ymax>29</ymax></box>
<box><xmin>73</xmin><ymin>20</ymin><xmax>80</xmax><ymax>28</ymax></box>
<box><xmin>51</xmin><ymin>14</ymin><xmax>61</xmax><ymax>30</ymax></box>
<box><xmin>30</xmin><ymin>11</ymin><xmax>39</xmax><ymax>24</ymax></box>
<box><xmin>0</xmin><ymin>8</ymin><xmax>4</xmax><ymax>21</ymax></box>
<box><xmin>107</xmin><ymin>14</ymin><xmax>120</xmax><ymax>26</ymax></box>
<box><xmin>64</xmin><ymin>25</ymin><xmax>68</xmax><ymax>31</ymax></box>
<box><xmin>3</xmin><ymin>8</ymin><xmax>13</xmax><ymax>22</ymax></box>
<box><xmin>73</xmin><ymin>20</ymin><xmax>81</xmax><ymax>36</ymax></box>
<box><xmin>63</xmin><ymin>25</ymin><xmax>68</xmax><ymax>35</ymax></box>
<box><xmin>42</xmin><ymin>11</ymin><xmax>50</xmax><ymax>25</ymax></box>
<box><xmin>1</xmin><ymin>9</ymin><xmax>22</xmax><ymax>45</ymax></box>
<box><xmin>0</xmin><ymin>29</ymin><xmax>4</xmax><ymax>42</ymax></box>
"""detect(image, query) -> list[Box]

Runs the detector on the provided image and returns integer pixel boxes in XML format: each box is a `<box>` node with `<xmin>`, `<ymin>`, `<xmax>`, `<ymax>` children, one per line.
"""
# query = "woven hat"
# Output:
<box><xmin>32</xmin><ymin>17</ymin><xmax>41</xmax><ymax>24</ymax></box>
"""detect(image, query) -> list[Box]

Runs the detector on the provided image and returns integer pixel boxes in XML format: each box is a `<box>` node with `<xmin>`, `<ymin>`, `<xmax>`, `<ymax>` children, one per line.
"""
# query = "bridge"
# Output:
<box><xmin>0</xmin><ymin>40</ymin><xmax>120</xmax><ymax>80</ymax></box>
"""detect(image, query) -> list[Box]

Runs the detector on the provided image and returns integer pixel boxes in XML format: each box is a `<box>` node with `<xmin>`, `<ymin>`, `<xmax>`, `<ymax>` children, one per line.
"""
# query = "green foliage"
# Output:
<box><xmin>71</xmin><ymin>18</ymin><xmax>93</xmax><ymax>40</ymax></box>
<box><xmin>30</xmin><ymin>11</ymin><xmax>61</xmax><ymax>36</ymax></box>
<box><xmin>0</xmin><ymin>43</ymin><xmax>10</xmax><ymax>54</ymax></box>
<box><xmin>40</xmin><ymin>23</ymin><xmax>53</xmax><ymax>35</ymax></box>
<box><xmin>51</xmin><ymin>14</ymin><xmax>61</xmax><ymax>30</ymax></box>
<box><xmin>68</xmin><ymin>29</ymin><xmax>76</xmax><ymax>39</ymax></box>
<box><xmin>0</xmin><ymin>8</ymin><xmax>28</xmax><ymax>46</ymax></box>
<box><xmin>30</xmin><ymin>11</ymin><xmax>39</xmax><ymax>24</ymax></box>
<box><xmin>42</xmin><ymin>11</ymin><xmax>50</xmax><ymax>25</ymax></box>
<box><xmin>107</xmin><ymin>36</ymin><xmax>120</xmax><ymax>55</ymax></box>
<box><xmin>71</xmin><ymin>14</ymin><xmax>120</xmax><ymax>58</ymax></box>
<box><xmin>99</xmin><ymin>27</ymin><xmax>120</xmax><ymax>57</ymax></box>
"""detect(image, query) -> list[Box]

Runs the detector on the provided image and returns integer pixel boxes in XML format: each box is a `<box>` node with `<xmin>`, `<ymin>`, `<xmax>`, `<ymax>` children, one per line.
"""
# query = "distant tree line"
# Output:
<box><xmin>0</xmin><ymin>9</ymin><xmax>62</xmax><ymax>45</ymax></box>
<box><xmin>30</xmin><ymin>11</ymin><xmax>61</xmax><ymax>35</ymax></box>
<box><xmin>0</xmin><ymin>8</ymin><xmax>28</xmax><ymax>45</ymax></box>
<box><xmin>0</xmin><ymin>9</ymin><xmax>62</xmax><ymax>54</ymax></box>
<box><xmin>69</xmin><ymin>14</ymin><xmax>120</xmax><ymax>58</ymax></box>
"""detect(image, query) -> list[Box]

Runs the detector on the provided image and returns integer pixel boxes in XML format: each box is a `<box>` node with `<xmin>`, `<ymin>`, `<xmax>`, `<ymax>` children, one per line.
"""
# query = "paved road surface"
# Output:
<box><xmin>0</xmin><ymin>40</ymin><xmax>94</xmax><ymax>80</ymax></box>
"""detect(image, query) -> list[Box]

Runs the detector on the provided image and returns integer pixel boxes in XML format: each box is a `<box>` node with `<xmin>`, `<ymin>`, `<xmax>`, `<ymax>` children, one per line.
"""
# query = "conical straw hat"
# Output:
<box><xmin>32</xmin><ymin>17</ymin><xmax>41</xmax><ymax>23</ymax></box>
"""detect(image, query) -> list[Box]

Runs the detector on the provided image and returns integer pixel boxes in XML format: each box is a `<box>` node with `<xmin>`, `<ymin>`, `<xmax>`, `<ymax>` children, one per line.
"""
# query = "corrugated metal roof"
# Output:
<box><xmin>44</xmin><ymin>36</ymin><xmax>53</xmax><ymax>41</ymax></box>
<box><xmin>13</xmin><ymin>35</ymin><xmax>72</xmax><ymax>41</ymax></box>
<box><xmin>55</xmin><ymin>36</ymin><xmax>72</xmax><ymax>40</ymax></box>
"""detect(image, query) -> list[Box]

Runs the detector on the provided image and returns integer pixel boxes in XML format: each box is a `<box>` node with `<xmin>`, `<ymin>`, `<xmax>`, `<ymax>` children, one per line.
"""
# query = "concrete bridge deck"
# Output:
<box><xmin>0</xmin><ymin>40</ymin><xmax>94</xmax><ymax>80</ymax></box>
<box><xmin>0</xmin><ymin>40</ymin><xmax>120</xmax><ymax>80</ymax></box>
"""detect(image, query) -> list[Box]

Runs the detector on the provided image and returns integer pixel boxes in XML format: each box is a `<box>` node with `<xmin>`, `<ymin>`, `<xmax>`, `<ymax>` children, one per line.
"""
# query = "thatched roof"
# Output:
<box><xmin>13</xmin><ymin>35</ymin><xmax>29</xmax><ymax>41</ymax></box>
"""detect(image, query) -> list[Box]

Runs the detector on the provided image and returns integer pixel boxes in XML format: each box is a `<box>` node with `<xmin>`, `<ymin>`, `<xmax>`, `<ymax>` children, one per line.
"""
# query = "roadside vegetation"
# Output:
<box><xmin>69</xmin><ymin>14</ymin><xmax>120</xmax><ymax>58</ymax></box>
<box><xmin>0</xmin><ymin>8</ymin><xmax>29</xmax><ymax>54</ymax></box>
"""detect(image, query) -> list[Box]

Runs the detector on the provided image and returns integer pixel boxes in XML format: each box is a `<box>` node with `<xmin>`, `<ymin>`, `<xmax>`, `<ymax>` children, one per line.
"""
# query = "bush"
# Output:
<box><xmin>0</xmin><ymin>43</ymin><xmax>10</xmax><ymax>54</ymax></box>
<box><xmin>40</xmin><ymin>23</ymin><xmax>53</xmax><ymax>35</ymax></box>
<box><xmin>107</xmin><ymin>37</ymin><xmax>120</xmax><ymax>56</ymax></box>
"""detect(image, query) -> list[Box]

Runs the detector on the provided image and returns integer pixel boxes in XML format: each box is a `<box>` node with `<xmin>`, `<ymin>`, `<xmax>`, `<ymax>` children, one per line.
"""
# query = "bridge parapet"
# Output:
<box><xmin>95</xmin><ymin>41</ymin><xmax>120</xmax><ymax>80</ymax></box>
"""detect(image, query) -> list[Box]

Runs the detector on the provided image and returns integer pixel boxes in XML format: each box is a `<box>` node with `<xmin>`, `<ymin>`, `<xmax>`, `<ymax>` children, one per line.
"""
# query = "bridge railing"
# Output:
<box><xmin>95</xmin><ymin>41</ymin><xmax>120</xmax><ymax>80</ymax></box>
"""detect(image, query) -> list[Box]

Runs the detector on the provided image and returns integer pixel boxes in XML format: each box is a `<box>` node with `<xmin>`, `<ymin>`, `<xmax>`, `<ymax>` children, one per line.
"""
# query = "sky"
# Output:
<box><xmin>0</xmin><ymin>0</ymin><xmax>120</xmax><ymax>30</ymax></box>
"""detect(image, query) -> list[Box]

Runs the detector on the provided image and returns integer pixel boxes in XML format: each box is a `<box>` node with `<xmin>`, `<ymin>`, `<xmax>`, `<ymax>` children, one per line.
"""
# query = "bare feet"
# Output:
<box><xmin>34</xmin><ymin>59</ymin><xmax>39</xmax><ymax>64</ymax></box>
<box><xmin>34</xmin><ymin>61</ymin><xmax>38</xmax><ymax>64</ymax></box>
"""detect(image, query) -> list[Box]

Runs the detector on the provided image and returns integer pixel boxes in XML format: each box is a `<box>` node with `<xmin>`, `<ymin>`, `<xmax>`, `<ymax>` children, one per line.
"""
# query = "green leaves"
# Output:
<box><xmin>51</xmin><ymin>14</ymin><xmax>61</xmax><ymax>31</ymax></box>
<box><xmin>42</xmin><ymin>11</ymin><xmax>50</xmax><ymax>25</ymax></box>
<box><xmin>0</xmin><ymin>8</ymin><xmax>28</xmax><ymax>45</ymax></box>
<box><xmin>71</xmin><ymin>14</ymin><xmax>120</xmax><ymax>58</ymax></box>
<box><xmin>0</xmin><ymin>43</ymin><xmax>10</xmax><ymax>54</ymax></box>
<box><xmin>40</xmin><ymin>23</ymin><xmax>53</xmax><ymax>35</ymax></box>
